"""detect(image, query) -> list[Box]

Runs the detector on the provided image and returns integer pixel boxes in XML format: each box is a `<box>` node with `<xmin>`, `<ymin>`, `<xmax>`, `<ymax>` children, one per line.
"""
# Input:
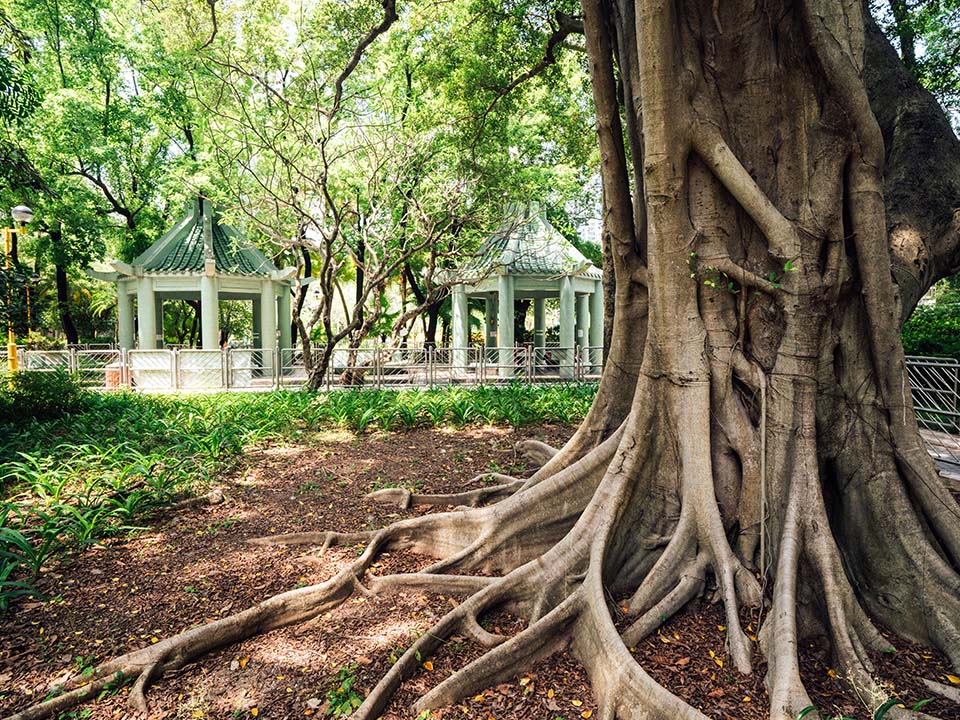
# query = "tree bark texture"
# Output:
<box><xmin>8</xmin><ymin>2</ymin><xmax>960</xmax><ymax>720</ymax></box>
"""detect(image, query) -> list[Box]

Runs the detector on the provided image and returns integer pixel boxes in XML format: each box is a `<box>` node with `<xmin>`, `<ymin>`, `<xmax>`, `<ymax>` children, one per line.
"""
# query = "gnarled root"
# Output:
<box><xmin>367</xmin><ymin>478</ymin><xmax>525</xmax><ymax>509</ymax></box>
<box><xmin>515</xmin><ymin>439</ymin><xmax>559</xmax><ymax>468</ymax></box>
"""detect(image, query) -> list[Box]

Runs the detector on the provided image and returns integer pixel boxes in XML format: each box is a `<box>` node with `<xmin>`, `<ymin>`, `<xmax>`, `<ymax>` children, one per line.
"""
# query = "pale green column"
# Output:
<box><xmin>589</xmin><ymin>280</ymin><xmax>604</xmax><ymax>372</ymax></box>
<box><xmin>559</xmin><ymin>276</ymin><xmax>575</xmax><ymax>378</ymax></box>
<box><xmin>137</xmin><ymin>278</ymin><xmax>156</xmax><ymax>350</ymax></box>
<box><xmin>252</xmin><ymin>299</ymin><xmax>262</xmax><ymax>349</ymax></box>
<box><xmin>533</xmin><ymin>298</ymin><xmax>546</xmax><ymax>349</ymax></box>
<box><xmin>452</xmin><ymin>284</ymin><xmax>469</xmax><ymax>371</ymax></box>
<box><xmin>154</xmin><ymin>299</ymin><xmax>164</xmax><ymax>348</ymax></box>
<box><xmin>278</xmin><ymin>289</ymin><xmax>292</xmax><ymax>351</ymax></box>
<box><xmin>576</xmin><ymin>292</ymin><xmax>590</xmax><ymax>369</ymax></box>
<box><xmin>117</xmin><ymin>286</ymin><xmax>135</xmax><ymax>351</ymax></box>
<box><xmin>260</xmin><ymin>282</ymin><xmax>277</xmax><ymax>373</ymax></box>
<box><xmin>484</xmin><ymin>295</ymin><xmax>497</xmax><ymax>348</ymax></box>
<box><xmin>497</xmin><ymin>274</ymin><xmax>515</xmax><ymax>377</ymax></box>
<box><xmin>200</xmin><ymin>274</ymin><xmax>219</xmax><ymax>349</ymax></box>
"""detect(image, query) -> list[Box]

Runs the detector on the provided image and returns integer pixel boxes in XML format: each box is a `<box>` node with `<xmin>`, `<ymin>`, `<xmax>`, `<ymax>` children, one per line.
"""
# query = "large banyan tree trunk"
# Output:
<box><xmin>9</xmin><ymin>2</ymin><xmax>960</xmax><ymax>720</ymax></box>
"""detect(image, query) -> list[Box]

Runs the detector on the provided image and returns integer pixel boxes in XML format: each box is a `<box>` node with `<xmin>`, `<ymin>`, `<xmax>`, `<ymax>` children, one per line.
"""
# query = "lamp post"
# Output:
<box><xmin>4</xmin><ymin>205</ymin><xmax>33</xmax><ymax>374</ymax></box>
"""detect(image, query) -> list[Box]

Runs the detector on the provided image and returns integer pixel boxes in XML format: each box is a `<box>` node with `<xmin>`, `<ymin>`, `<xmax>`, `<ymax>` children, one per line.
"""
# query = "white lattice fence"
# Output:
<box><xmin>906</xmin><ymin>355</ymin><xmax>960</xmax><ymax>467</ymax></box>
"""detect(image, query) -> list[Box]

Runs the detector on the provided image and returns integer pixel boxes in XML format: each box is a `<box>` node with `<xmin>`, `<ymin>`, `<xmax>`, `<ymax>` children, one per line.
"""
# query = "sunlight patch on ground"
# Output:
<box><xmin>260</xmin><ymin>445</ymin><xmax>309</xmax><ymax>457</ymax></box>
<box><xmin>305</xmin><ymin>429</ymin><xmax>356</xmax><ymax>443</ymax></box>
<box><xmin>351</xmin><ymin>612</ymin><xmax>427</xmax><ymax>651</ymax></box>
<box><xmin>252</xmin><ymin>632</ymin><xmax>331</xmax><ymax>670</ymax></box>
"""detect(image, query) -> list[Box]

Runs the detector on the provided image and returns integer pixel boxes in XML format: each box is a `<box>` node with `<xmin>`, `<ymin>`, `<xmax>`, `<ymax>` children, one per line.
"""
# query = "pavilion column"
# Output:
<box><xmin>484</xmin><ymin>295</ymin><xmax>497</xmax><ymax>349</ymax></box>
<box><xmin>137</xmin><ymin>278</ymin><xmax>156</xmax><ymax>350</ymax></box>
<box><xmin>154</xmin><ymin>299</ymin><xmax>164</xmax><ymax>348</ymax></box>
<box><xmin>117</xmin><ymin>286</ymin><xmax>135</xmax><ymax>351</ymax></box>
<box><xmin>452</xmin><ymin>284</ymin><xmax>468</xmax><ymax>371</ymax></box>
<box><xmin>589</xmin><ymin>280</ymin><xmax>603</xmax><ymax>372</ymax></box>
<box><xmin>559</xmin><ymin>275</ymin><xmax>575</xmax><ymax>378</ymax></box>
<box><xmin>260</xmin><ymin>282</ymin><xmax>277</xmax><ymax>374</ymax></box>
<box><xmin>278</xmin><ymin>289</ymin><xmax>292</xmax><ymax>354</ymax></box>
<box><xmin>497</xmin><ymin>274</ymin><xmax>515</xmax><ymax>377</ymax></box>
<box><xmin>533</xmin><ymin>298</ymin><xmax>546</xmax><ymax>350</ymax></box>
<box><xmin>576</xmin><ymin>292</ymin><xmax>590</xmax><ymax>369</ymax></box>
<box><xmin>252</xmin><ymin>300</ymin><xmax>262</xmax><ymax>348</ymax></box>
<box><xmin>200</xmin><ymin>273</ymin><xmax>219</xmax><ymax>350</ymax></box>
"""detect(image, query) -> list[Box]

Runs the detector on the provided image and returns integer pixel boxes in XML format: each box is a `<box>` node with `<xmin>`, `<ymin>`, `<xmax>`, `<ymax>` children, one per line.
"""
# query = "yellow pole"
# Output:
<box><xmin>4</xmin><ymin>228</ymin><xmax>17</xmax><ymax>374</ymax></box>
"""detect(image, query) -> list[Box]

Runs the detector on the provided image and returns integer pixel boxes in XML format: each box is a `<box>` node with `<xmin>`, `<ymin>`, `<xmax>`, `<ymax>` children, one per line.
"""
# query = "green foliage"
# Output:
<box><xmin>901</xmin><ymin>302</ymin><xmax>960</xmax><ymax>359</ymax></box>
<box><xmin>875</xmin><ymin>0</ymin><xmax>960</xmax><ymax>119</ymax></box>
<box><xmin>325</xmin><ymin>664</ymin><xmax>363</xmax><ymax>717</ymax></box>
<box><xmin>302</xmin><ymin>384</ymin><xmax>594</xmax><ymax>432</ymax></box>
<box><xmin>0</xmin><ymin>370</ymin><xmax>91</xmax><ymax>422</ymax></box>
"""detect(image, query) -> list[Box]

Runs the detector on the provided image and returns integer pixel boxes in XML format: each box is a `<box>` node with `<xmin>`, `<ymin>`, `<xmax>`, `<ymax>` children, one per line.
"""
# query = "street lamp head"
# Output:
<box><xmin>11</xmin><ymin>205</ymin><xmax>33</xmax><ymax>225</ymax></box>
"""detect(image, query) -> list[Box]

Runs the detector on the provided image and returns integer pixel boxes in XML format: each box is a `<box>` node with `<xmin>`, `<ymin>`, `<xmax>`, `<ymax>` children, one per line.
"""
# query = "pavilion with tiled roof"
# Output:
<box><xmin>91</xmin><ymin>199</ymin><xmax>295</xmax><ymax>367</ymax></box>
<box><xmin>450</xmin><ymin>202</ymin><xmax>603</xmax><ymax>377</ymax></box>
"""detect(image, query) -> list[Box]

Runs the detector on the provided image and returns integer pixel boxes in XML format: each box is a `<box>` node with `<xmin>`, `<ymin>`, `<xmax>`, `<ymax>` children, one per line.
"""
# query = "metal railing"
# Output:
<box><xmin>4</xmin><ymin>348</ymin><xmax>960</xmax><ymax>457</ymax></box>
<box><xmin>906</xmin><ymin>355</ymin><xmax>960</xmax><ymax>467</ymax></box>
<box><xmin>6</xmin><ymin>344</ymin><xmax>602</xmax><ymax>391</ymax></box>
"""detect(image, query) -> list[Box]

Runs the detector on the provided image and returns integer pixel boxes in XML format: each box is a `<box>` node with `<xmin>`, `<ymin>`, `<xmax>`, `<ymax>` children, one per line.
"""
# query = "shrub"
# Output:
<box><xmin>902</xmin><ymin>303</ymin><xmax>960</xmax><ymax>360</ymax></box>
<box><xmin>0</xmin><ymin>370</ymin><xmax>92</xmax><ymax>423</ymax></box>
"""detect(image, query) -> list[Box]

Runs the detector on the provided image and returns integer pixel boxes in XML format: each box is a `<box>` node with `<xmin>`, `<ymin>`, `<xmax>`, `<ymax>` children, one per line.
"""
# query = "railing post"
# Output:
<box><xmin>954</xmin><ymin>360</ymin><xmax>959</xmax><ymax>434</ymax></box>
<box><xmin>172</xmin><ymin>349</ymin><xmax>180</xmax><ymax>390</ymax></box>
<box><xmin>68</xmin><ymin>346</ymin><xmax>78</xmax><ymax>373</ymax></box>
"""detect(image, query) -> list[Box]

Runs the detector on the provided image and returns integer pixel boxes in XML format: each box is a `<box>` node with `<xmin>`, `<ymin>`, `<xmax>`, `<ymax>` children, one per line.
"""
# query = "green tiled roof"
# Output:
<box><xmin>133</xmin><ymin>202</ymin><xmax>276</xmax><ymax>276</ymax></box>
<box><xmin>460</xmin><ymin>203</ymin><xmax>601</xmax><ymax>281</ymax></box>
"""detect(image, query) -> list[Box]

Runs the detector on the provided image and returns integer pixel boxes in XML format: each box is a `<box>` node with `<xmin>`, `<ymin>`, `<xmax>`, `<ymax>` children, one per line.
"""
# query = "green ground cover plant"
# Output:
<box><xmin>0</xmin><ymin>374</ymin><xmax>594</xmax><ymax>610</ymax></box>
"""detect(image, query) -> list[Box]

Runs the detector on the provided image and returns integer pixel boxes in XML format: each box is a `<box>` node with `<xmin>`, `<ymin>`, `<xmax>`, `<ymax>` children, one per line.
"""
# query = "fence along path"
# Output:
<box><xmin>2</xmin><ymin>347</ymin><xmax>959</xmax><ymax>469</ymax></box>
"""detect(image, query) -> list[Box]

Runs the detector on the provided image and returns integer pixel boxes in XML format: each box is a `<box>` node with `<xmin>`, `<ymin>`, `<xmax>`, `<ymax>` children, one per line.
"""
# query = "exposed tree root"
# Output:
<box><xmin>367</xmin><ymin>478</ymin><xmax>525</xmax><ymax>509</ymax></box>
<box><xmin>515</xmin><ymin>439</ymin><xmax>559</xmax><ymax>468</ymax></box>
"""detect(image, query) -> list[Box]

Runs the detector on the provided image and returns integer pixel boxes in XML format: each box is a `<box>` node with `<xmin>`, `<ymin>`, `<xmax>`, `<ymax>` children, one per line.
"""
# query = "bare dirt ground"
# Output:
<box><xmin>1</xmin><ymin>425</ymin><xmax>958</xmax><ymax>720</ymax></box>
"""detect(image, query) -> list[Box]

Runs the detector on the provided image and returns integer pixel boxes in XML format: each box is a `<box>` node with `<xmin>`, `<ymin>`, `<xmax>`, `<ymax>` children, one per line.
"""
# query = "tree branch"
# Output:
<box><xmin>330</xmin><ymin>0</ymin><xmax>398</xmax><ymax>117</ymax></box>
<box><xmin>691</xmin><ymin>122</ymin><xmax>799</xmax><ymax>261</ymax></box>
<box><xmin>471</xmin><ymin>12</ymin><xmax>583</xmax><ymax>146</ymax></box>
